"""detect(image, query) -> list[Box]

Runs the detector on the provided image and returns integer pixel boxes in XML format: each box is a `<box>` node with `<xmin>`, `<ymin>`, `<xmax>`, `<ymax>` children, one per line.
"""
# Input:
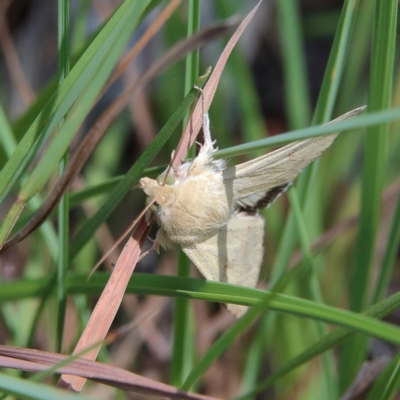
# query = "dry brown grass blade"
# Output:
<box><xmin>0</xmin><ymin>346</ymin><xmax>220</xmax><ymax>400</ymax></box>
<box><xmin>58</xmin><ymin>217</ymin><xmax>152</xmax><ymax>392</ymax></box>
<box><xmin>172</xmin><ymin>0</ymin><xmax>262</xmax><ymax>167</ymax></box>
<box><xmin>0</xmin><ymin>21</ymin><xmax>236</xmax><ymax>254</ymax></box>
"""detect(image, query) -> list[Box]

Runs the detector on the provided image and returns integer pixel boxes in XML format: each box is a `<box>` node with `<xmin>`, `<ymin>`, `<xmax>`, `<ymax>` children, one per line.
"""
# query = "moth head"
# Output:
<box><xmin>140</xmin><ymin>177</ymin><xmax>173</xmax><ymax>208</ymax></box>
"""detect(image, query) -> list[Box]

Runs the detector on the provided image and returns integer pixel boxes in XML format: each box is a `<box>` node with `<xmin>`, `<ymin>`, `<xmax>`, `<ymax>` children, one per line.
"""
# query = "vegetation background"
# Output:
<box><xmin>0</xmin><ymin>0</ymin><xmax>400</xmax><ymax>399</ymax></box>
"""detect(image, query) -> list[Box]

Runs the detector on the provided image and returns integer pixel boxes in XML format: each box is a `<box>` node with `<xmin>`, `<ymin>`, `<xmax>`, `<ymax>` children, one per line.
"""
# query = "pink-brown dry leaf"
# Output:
<box><xmin>172</xmin><ymin>0</ymin><xmax>262</xmax><ymax>167</ymax></box>
<box><xmin>0</xmin><ymin>346</ymin><xmax>220</xmax><ymax>400</ymax></box>
<box><xmin>58</xmin><ymin>217</ymin><xmax>151</xmax><ymax>392</ymax></box>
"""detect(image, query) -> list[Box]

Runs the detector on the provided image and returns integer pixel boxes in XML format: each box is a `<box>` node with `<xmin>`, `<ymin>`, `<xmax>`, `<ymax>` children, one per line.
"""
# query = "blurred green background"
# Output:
<box><xmin>1</xmin><ymin>1</ymin><xmax>400</xmax><ymax>399</ymax></box>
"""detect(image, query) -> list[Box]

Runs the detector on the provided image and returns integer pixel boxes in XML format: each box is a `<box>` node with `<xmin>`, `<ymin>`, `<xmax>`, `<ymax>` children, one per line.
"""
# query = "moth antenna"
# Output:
<box><xmin>194</xmin><ymin>85</ymin><xmax>213</xmax><ymax>153</ymax></box>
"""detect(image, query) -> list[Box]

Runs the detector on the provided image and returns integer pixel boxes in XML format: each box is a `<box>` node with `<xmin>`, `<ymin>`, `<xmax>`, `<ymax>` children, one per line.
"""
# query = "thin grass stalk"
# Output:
<box><xmin>312</xmin><ymin>0</ymin><xmax>360</xmax><ymax>125</ymax></box>
<box><xmin>172</xmin><ymin>0</ymin><xmax>200</xmax><ymax>387</ymax></box>
<box><xmin>288</xmin><ymin>188</ymin><xmax>337</xmax><ymax>399</ymax></box>
<box><xmin>56</xmin><ymin>0</ymin><xmax>70</xmax><ymax>354</ymax></box>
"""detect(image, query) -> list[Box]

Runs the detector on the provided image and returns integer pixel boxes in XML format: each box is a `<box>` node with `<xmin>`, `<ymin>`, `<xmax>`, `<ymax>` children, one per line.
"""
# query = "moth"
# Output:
<box><xmin>140</xmin><ymin>106</ymin><xmax>365</xmax><ymax>317</ymax></box>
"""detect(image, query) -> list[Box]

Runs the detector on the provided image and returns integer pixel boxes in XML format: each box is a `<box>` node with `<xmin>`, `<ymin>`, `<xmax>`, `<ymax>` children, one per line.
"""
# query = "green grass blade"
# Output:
<box><xmin>341</xmin><ymin>0</ymin><xmax>397</xmax><ymax>390</ymax></box>
<box><xmin>215</xmin><ymin>107</ymin><xmax>400</xmax><ymax>159</ymax></box>
<box><xmin>56</xmin><ymin>0</ymin><xmax>71</xmax><ymax>354</ymax></box>
<box><xmin>312</xmin><ymin>0</ymin><xmax>360</xmax><ymax>124</ymax></box>
<box><xmin>67</xmin><ymin>274</ymin><xmax>400</xmax><ymax>345</ymax></box>
<box><xmin>0</xmin><ymin>373</ymin><xmax>93</xmax><ymax>400</ymax></box>
<box><xmin>171</xmin><ymin>251</ymin><xmax>195</xmax><ymax>387</ymax></box>
<box><xmin>3</xmin><ymin>273</ymin><xmax>400</xmax><ymax>346</ymax></box>
<box><xmin>276</xmin><ymin>0</ymin><xmax>311</xmax><ymax>129</ymax></box>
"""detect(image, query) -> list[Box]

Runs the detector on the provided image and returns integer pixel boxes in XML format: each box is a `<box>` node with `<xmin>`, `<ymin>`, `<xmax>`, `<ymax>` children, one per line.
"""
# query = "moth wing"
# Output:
<box><xmin>181</xmin><ymin>213</ymin><xmax>264</xmax><ymax>318</ymax></box>
<box><xmin>224</xmin><ymin>106</ymin><xmax>366</xmax><ymax>211</ymax></box>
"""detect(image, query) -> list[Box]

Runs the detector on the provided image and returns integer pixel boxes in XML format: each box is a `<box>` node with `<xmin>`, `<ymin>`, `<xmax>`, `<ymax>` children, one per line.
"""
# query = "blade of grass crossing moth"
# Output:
<box><xmin>4</xmin><ymin>271</ymin><xmax>400</xmax><ymax>345</ymax></box>
<box><xmin>171</xmin><ymin>0</ymin><xmax>200</xmax><ymax>388</ymax></box>
<box><xmin>128</xmin><ymin>273</ymin><xmax>400</xmax><ymax>351</ymax></box>
<box><xmin>340</xmin><ymin>0</ymin><xmax>397</xmax><ymax>391</ymax></box>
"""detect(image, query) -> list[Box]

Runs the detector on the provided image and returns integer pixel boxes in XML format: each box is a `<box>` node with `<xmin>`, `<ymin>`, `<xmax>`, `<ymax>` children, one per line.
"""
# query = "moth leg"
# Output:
<box><xmin>138</xmin><ymin>245</ymin><xmax>156</xmax><ymax>261</ymax></box>
<box><xmin>194</xmin><ymin>85</ymin><xmax>215</xmax><ymax>154</ymax></box>
<box><xmin>137</xmin><ymin>235</ymin><xmax>162</xmax><ymax>261</ymax></box>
